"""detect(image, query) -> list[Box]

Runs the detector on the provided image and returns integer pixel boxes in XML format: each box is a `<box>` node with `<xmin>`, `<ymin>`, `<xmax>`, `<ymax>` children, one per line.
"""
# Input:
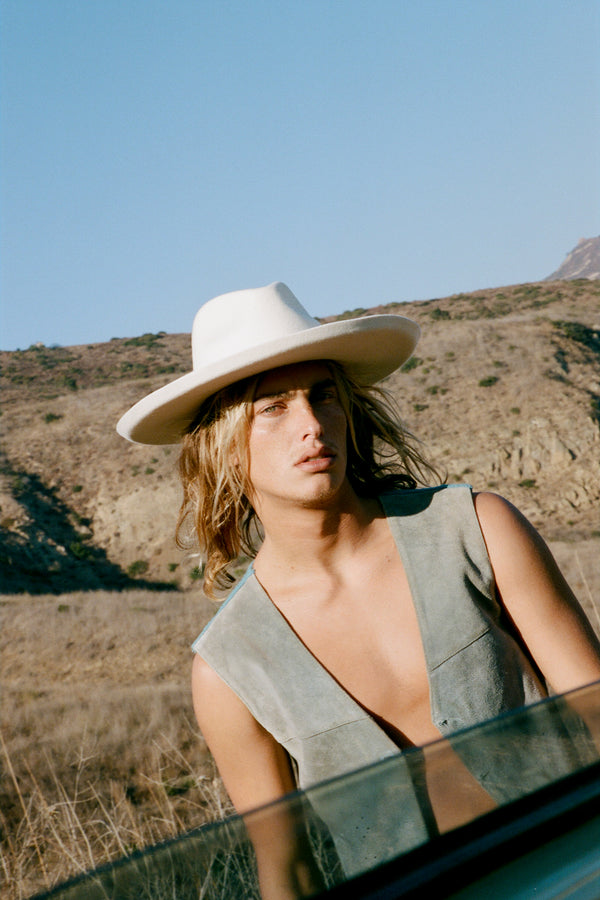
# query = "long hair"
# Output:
<box><xmin>176</xmin><ymin>375</ymin><xmax>258</xmax><ymax>598</ymax></box>
<box><xmin>176</xmin><ymin>362</ymin><xmax>439</xmax><ymax>597</ymax></box>
<box><xmin>329</xmin><ymin>363</ymin><xmax>439</xmax><ymax>496</ymax></box>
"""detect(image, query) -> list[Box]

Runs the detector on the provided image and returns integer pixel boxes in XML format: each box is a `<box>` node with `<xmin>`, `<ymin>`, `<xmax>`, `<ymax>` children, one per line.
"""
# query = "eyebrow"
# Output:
<box><xmin>253</xmin><ymin>388</ymin><xmax>293</xmax><ymax>402</ymax></box>
<box><xmin>253</xmin><ymin>377</ymin><xmax>337</xmax><ymax>403</ymax></box>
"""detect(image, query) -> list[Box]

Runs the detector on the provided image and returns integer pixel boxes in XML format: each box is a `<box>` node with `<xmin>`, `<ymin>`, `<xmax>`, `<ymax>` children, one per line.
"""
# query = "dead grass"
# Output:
<box><xmin>0</xmin><ymin>588</ymin><xmax>231</xmax><ymax>899</ymax></box>
<box><xmin>0</xmin><ymin>728</ymin><xmax>231</xmax><ymax>897</ymax></box>
<box><xmin>2</xmin><ymin>545</ymin><xmax>599</xmax><ymax>897</ymax></box>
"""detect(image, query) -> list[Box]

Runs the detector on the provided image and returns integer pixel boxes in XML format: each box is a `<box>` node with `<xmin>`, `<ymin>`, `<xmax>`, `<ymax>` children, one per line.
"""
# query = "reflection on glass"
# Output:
<box><xmin>32</xmin><ymin>681</ymin><xmax>600</xmax><ymax>900</ymax></box>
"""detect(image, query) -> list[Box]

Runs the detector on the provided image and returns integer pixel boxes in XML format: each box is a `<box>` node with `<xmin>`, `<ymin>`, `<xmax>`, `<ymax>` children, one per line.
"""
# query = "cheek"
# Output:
<box><xmin>248</xmin><ymin>421</ymin><xmax>274</xmax><ymax>458</ymax></box>
<box><xmin>247</xmin><ymin>424</ymin><xmax>280</xmax><ymax>476</ymax></box>
<box><xmin>327</xmin><ymin>407</ymin><xmax>348</xmax><ymax>437</ymax></box>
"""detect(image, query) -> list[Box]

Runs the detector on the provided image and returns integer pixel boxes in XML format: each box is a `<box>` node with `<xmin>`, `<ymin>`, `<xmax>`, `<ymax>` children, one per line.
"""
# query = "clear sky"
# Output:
<box><xmin>1</xmin><ymin>0</ymin><xmax>599</xmax><ymax>350</ymax></box>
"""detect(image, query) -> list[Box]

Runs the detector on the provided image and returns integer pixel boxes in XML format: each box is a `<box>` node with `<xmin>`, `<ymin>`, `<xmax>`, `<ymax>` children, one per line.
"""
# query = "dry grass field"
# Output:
<box><xmin>1</xmin><ymin>278</ymin><xmax>599</xmax><ymax>897</ymax></box>
<box><xmin>0</xmin><ymin>588</ymin><xmax>231</xmax><ymax>898</ymax></box>
<box><xmin>2</xmin><ymin>542</ymin><xmax>600</xmax><ymax>898</ymax></box>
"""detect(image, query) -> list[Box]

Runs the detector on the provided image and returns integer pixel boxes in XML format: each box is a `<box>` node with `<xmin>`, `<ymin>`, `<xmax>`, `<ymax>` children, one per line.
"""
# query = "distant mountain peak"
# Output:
<box><xmin>545</xmin><ymin>236</ymin><xmax>600</xmax><ymax>281</ymax></box>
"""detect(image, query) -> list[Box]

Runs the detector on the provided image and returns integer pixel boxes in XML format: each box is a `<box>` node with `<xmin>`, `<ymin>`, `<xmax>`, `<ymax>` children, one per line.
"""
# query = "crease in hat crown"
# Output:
<box><xmin>192</xmin><ymin>282</ymin><xmax>318</xmax><ymax>369</ymax></box>
<box><xmin>116</xmin><ymin>281</ymin><xmax>420</xmax><ymax>445</ymax></box>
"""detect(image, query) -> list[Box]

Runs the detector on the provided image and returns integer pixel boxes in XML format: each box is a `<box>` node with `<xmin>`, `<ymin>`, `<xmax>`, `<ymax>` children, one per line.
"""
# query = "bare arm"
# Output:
<box><xmin>191</xmin><ymin>654</ymin><xmax>325</xmax><ymax>898</ymax></box>
<box><xmin>473</xmin><ymin>491</ymin><xmax>600</xmax><ymax>693</ymax></box>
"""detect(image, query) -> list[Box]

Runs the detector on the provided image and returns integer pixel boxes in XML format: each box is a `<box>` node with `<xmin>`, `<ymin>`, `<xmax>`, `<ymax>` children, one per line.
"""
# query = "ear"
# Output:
<box><xmin>230</xmin><ymin>439</ymin><xmax>243</xmax><ymax>469</ymax></box>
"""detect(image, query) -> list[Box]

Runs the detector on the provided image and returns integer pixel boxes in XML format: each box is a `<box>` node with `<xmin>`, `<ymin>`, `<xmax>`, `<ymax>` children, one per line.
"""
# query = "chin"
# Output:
<box><xmin>296</xmin><ymin>479</ymin><xmax>349</xmax><ymax>509</ymax></box>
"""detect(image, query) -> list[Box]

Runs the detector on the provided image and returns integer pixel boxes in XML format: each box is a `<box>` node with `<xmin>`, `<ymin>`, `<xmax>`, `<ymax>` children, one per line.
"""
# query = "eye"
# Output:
<box><xmin>255</xmin><ymin>400</ymin><xmax>286</xmax><ymax>416</ymax></box>
<box><xmin>313</xmin><ymin>385</ymin><xmax>339</xmax><ymax>404</ymax></box>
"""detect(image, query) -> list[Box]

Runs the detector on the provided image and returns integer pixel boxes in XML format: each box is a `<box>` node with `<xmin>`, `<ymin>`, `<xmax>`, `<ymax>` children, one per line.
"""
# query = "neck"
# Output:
<box><xmin>254</xmin><ymin>483</ymin><xmax>381</xmax><ymax>576</ymax></box>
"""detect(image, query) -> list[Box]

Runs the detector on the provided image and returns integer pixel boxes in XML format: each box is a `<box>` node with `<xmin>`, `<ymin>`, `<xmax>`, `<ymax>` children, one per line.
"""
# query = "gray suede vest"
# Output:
<box><xmin>193</xmin><ymin>485</ymin><xmax>545</xmax><ymax>774</ymax></box>
<box><xmin>192</xmin><ymin>485</ymin><xmax>584</xmax><ymax>873</ymax></box>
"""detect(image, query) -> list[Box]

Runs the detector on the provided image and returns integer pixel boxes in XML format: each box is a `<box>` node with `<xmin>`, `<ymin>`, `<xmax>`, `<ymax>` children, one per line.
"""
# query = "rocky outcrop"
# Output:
<box><xmin>545</xmin><ymin>236</ymin><xmax>600</xmax><ymax>281</ymax></box>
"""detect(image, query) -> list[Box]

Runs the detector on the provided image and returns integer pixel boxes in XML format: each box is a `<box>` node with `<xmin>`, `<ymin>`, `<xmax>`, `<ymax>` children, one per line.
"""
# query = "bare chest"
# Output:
<box><xmin>270</xmin><ymin>550</ymin><xmax>442</xmax><ymax>748</ymax></box>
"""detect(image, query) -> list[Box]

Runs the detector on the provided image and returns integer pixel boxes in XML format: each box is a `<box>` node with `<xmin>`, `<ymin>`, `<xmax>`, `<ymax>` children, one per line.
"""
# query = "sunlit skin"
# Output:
<box><xmin>192</xmin><ymin>360</ymin><xmax>600</xmax><ymax>897</ymax></box>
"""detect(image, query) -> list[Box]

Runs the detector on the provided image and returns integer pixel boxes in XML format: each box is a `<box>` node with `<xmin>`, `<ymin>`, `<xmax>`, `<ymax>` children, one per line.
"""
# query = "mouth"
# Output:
<box><xmin>295</xmin><ymin>447</ymin><xmax>336</xmax><ymax>472</ymax></box>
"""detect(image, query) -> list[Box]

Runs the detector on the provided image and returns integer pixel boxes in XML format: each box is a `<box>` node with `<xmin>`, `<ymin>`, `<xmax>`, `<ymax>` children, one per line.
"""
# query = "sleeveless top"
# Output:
<box><xmin>192</xmin><ymin>484</ymin><xmax>595</xmax><ymax>874</ymax></box>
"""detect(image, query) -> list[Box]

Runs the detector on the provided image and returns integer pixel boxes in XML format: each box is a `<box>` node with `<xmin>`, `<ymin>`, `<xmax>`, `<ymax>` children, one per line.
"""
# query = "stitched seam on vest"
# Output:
<box><xmin>429</xmin><ymin>626</ymin><xmax>491</xmax><ymax>670</ymax></box>
<box><xmin>281</xmin><ymin>716</ymin><xmax>374</xmax><ymax>743</ymax></box>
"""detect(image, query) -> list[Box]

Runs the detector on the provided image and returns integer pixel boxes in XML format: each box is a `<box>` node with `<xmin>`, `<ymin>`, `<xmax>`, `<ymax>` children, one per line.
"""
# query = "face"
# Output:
<box><xmin>246</xmin><ymin>361</ymin><xmax>349</xmax><ymax>514</ymax></box>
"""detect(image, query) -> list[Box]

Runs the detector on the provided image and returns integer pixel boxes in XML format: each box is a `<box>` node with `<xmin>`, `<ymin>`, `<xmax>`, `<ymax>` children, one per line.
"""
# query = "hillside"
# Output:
<box><xmin>1</xmin><ymin>279</ymin><xmax>599</xmax><ymax>594</ymax></box>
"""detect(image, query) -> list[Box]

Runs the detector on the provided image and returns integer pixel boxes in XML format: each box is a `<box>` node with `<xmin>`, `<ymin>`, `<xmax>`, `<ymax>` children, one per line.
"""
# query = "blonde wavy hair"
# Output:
<box><xmin>177</xmin><ymin>362</ymin><xmax>439</xmax><ymax>597</ymax></box>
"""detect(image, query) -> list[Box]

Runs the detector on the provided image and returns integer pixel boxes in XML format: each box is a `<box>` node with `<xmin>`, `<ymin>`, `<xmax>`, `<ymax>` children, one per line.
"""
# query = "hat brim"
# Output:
<box><xmin>117</xmin><ymin>314</ymin><xmax>419</xmax><ymax>444</ymax></box>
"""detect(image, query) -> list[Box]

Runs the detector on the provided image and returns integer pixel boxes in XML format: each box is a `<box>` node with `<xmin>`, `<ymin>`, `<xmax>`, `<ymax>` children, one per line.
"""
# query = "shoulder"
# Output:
<box><xmin>471</xmin><ymin>493</ymin><xmax>600</xmax><ymax>692</ymax></box>
<box><xmin>191</xmin><ymin>653</ymin><xmax>239</xmax><ymax>714</ymax></box>
<box><xmin>471</xmin><ymin>491</ymin><xmax>564</xmax><ymax>598</ymax></box>
<box><xmin>473</xmin><ymin>490</ymin><xmax>518</xmax><ymax>525</ymax></box>
<box><xmin>192</xmin><ymin>565</ymin><xmax>257</xmax><ymax>649</ymax></box>
<box><xmin>472</xmin><ymin>491</ymin><xmax>545</xmax><ymax>551</ymax></box>
<box><xmin>191</xmin><ymin>653</ymin><xmax>265</xmax><ymax>740</ymax></box>
<box><xmin>191</xmin><ymin>651</ymin><xmax>229</xmax><ymax>693</ymax></box>
<box><xmin>473</xmin><ymin>490</ymin><xmax>519</xmax><ymax>517</ymax></box>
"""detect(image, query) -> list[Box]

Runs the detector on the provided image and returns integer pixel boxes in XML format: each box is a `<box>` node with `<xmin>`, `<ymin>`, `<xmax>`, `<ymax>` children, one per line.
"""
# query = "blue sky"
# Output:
<box><xmin>1</xmin><ymin>0</ymin><xmax>599</xmax><ymax>350</ymax></box>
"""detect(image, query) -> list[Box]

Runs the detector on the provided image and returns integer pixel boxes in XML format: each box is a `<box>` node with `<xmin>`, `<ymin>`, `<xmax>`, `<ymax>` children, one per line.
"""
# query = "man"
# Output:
<box><xmin>118</xmin><ymin>282</ymin><xmax>600</xmax><ymax>892</ymax></box>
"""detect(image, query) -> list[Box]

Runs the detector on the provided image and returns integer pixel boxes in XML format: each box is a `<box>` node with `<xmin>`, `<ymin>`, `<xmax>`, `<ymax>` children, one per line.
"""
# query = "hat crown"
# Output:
<box><xmin>191</xmin><ymin>282</ymin><xmax>319</xmax><ymax>370</ymax></box>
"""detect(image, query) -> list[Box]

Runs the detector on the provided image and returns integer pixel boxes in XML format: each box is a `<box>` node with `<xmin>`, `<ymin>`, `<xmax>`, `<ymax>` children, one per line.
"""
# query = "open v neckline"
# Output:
<box><xmin>246</xmin><ymin>507</ymin><xmax>432</xmax><ymax>753</ymax></box>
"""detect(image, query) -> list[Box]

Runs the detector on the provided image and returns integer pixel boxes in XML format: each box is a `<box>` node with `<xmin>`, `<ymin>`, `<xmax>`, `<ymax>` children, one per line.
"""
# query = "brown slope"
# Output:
<box><xmin>0</xmin><ymin>279</ymin><xmax>599</xmax><ymax>593</ymax></box>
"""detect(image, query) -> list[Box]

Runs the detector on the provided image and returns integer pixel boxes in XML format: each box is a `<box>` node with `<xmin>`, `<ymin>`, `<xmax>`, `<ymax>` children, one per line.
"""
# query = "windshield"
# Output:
<box><xmin>30</xmin><ymin>680</ymin><xmax>600</xmax><ymax>900</ymax></box>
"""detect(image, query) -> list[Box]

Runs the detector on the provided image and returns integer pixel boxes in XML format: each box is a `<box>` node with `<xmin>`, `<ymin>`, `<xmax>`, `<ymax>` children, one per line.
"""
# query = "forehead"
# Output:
<box><xmin>254</xmin><ymin>360</ymin><xmax>334</xmax><ymax>396</ymax></box>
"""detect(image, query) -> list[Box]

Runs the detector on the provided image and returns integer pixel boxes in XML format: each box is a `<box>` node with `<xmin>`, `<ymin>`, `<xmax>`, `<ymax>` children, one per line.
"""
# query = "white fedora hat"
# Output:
<box><xmin>117</xmin><ymin>282</ymin><xmax>420</xmax><ymax>445</ymax></box>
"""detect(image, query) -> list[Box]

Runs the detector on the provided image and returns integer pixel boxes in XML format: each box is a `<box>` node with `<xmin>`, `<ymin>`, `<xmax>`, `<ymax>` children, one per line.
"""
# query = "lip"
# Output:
<box><xmin>295</xmin><ymin>447</ymin><xmax>336</xmax><ymax>472</ymax></box>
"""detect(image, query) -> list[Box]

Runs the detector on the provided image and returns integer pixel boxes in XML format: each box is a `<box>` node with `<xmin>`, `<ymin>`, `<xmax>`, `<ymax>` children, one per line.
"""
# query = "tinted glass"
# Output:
<box><xmin>32</xmin><ymin>680</ymin><xmax>600</xmax><ymax>900</ymax></box>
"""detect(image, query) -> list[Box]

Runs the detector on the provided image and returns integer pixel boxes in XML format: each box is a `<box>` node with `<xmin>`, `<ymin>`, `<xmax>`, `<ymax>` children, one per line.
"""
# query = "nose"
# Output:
<box><xmin>296</xmin><ymin>397</ymin><xmax>324</xmax><ymax>439</ymax></box>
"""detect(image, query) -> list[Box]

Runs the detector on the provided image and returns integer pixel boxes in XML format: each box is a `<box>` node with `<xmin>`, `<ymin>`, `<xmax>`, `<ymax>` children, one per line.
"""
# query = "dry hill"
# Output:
<box><xmin>1</xmin><ymin>277</ymin><xmax>600</xmax><ymax>898</ymax></box>
<box><xmin>1</xmin><ymin>279</ymin><xmax>599</xmax><ymax>595</ymax></box>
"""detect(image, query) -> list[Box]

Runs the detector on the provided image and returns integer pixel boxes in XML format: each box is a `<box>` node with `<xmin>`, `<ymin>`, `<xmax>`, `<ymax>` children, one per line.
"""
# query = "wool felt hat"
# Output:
<box><xmin>116</xmin><ymin>282</ymin><xmax>420</xmax><ymax>445</ymax></box>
